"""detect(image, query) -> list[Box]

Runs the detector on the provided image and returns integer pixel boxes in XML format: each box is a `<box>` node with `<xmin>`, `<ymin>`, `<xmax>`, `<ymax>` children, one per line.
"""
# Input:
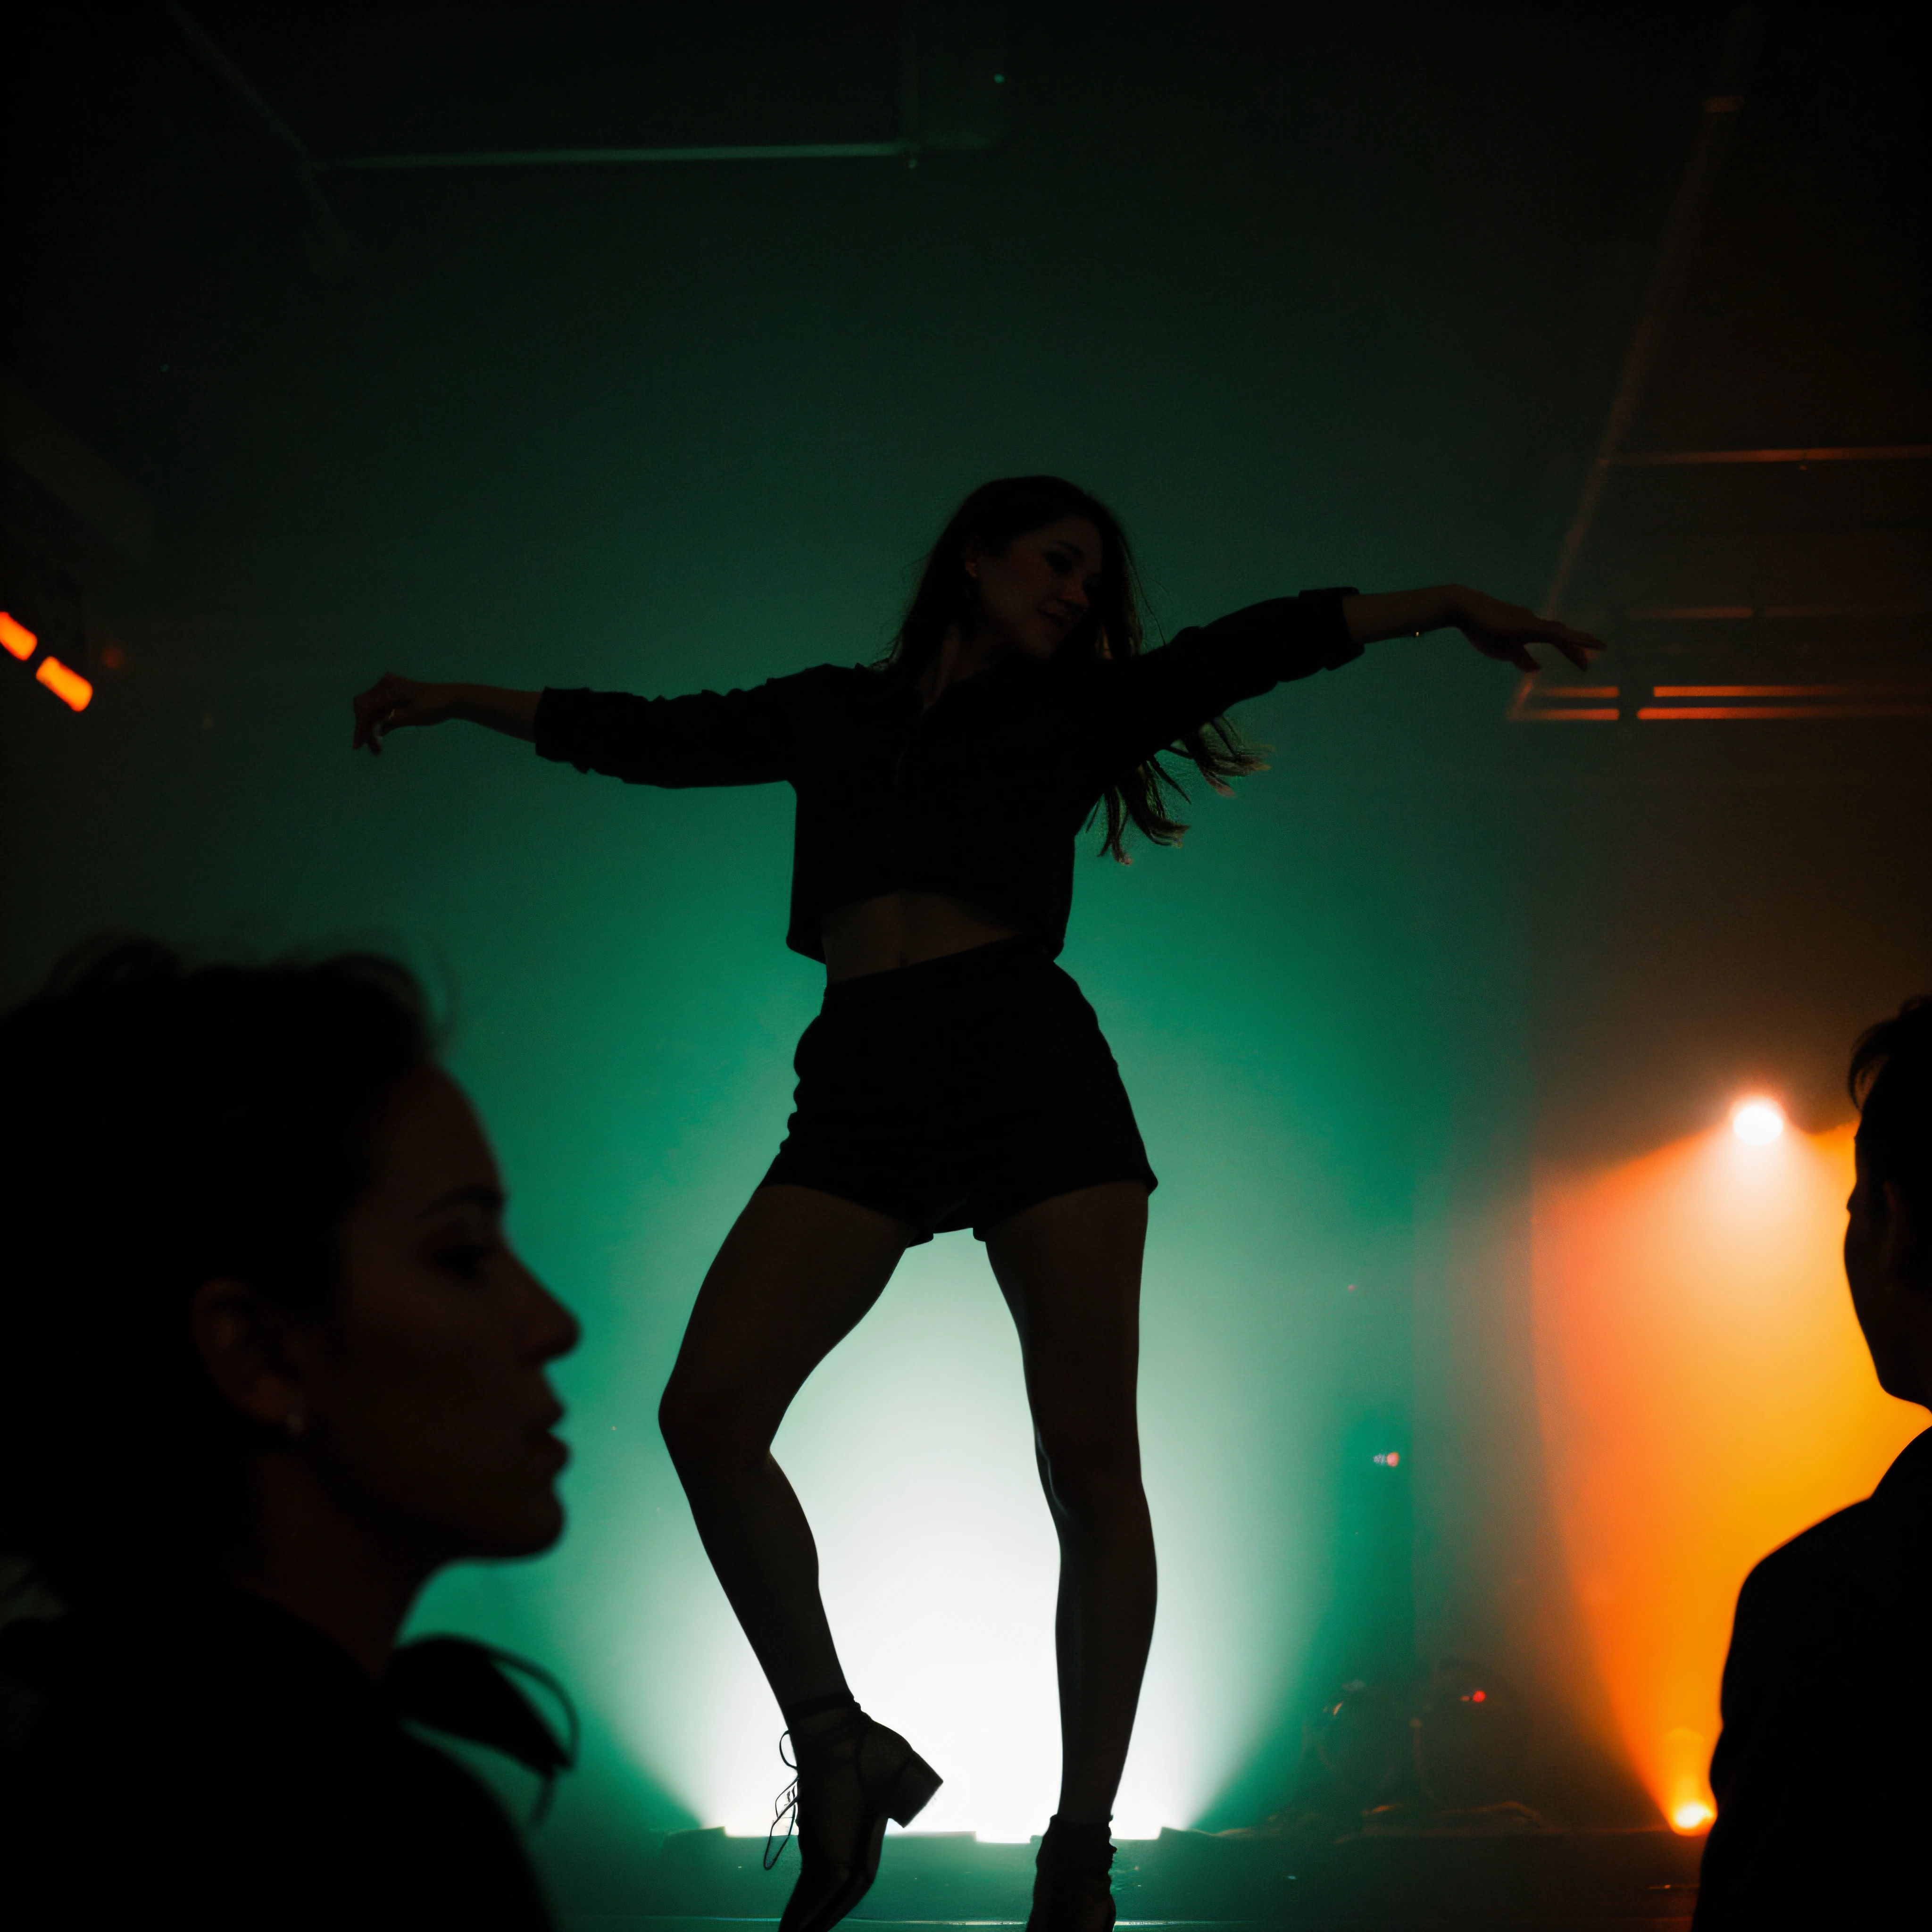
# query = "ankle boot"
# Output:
<box><xmin>770</xmin><ymin>1706</ymin><xmax>942</xmax><ymax>1932</ymax></box>
<box><xmin>1026</xmin><ymin>1815</ymin><xmax>1116</xmax><ymax>1932</ymax></box>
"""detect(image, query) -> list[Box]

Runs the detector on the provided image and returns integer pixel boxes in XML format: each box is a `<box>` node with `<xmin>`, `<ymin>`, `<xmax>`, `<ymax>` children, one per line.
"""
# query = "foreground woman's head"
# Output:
<box><xmin>0</xmin><ymin>941</ymin><xmax>578</xmax><ymax>1615</ymax></box>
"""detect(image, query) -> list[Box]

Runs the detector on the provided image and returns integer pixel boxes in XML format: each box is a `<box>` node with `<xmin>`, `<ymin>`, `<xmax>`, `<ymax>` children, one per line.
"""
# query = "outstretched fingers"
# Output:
<box><xmin>351</xmin><ymin>677</ymin><xmax>391</xmax><ymax>754</ymax></box>
<box><xmin>1461</xmin><ymin>597</ymin><xmax>1606</xmax><ymax>676</ymax></box>
<box><xmin>350</xmin><ymin>673</ymin><xmax>417</xmax><ymax>754</ymax></box>
<box><xmin>1541</xmin><ymin>617</ymin><xmax>1605</xmax><ymax>671</ymax></box>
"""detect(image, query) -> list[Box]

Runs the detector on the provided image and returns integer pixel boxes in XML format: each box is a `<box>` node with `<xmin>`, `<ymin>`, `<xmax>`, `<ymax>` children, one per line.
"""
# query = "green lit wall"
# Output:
<box><xmin>10</xmin><ymin>2</ymin><xmax>1925</xmax><ymax>1912</ymax></box>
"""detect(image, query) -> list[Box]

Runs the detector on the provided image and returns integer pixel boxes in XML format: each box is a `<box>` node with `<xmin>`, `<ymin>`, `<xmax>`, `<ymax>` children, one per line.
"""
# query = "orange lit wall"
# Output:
<box><xmin>1533</xmin><ymin>1123</ymin><xmax>1924</xmax><ymax>1832</ymax></box>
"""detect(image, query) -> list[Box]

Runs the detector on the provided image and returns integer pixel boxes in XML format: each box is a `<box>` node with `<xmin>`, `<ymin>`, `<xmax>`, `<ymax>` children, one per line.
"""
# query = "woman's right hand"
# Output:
<box><xmin>351</xmin><ymin>674</ymin><xmax>461</xmax><ymax>754</ymax></box>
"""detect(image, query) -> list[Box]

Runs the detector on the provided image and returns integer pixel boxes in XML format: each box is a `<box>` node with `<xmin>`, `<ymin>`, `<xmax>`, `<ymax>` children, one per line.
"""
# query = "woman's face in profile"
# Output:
<box><xmin>311</xmin><ymin>1066</ymin><xmax>581</xmax><ymax>1563</ymax></box>
<box><xmin>968</xmin><ymin>514</ymin><xmax>1104</xmax><ymax>662</ymax></box>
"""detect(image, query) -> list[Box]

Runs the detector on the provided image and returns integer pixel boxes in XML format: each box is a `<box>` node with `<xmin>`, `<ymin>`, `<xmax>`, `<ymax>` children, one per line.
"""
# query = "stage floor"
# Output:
<box><xmin>562</xmin><ymin>1919</ymin><xmax>1696</xmax><ymax>1932</ymax></box>
<box><xmin>554</xmin><ymin>1827</ymin><xmax>1703</xmax><ymax>1930</ymax></box>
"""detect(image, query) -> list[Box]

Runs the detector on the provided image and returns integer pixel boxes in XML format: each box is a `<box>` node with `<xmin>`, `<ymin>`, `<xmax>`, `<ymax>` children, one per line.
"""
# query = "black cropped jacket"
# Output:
<box><xmin>535</xmin><ymin>589</ymin><xmax>1362</xmax><ymax>961</ymax></box>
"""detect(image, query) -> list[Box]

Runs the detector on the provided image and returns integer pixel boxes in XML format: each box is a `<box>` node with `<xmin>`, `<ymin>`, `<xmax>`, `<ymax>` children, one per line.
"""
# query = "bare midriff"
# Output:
<box><xmin>819</xmin><ymin>890</ymin><xmax>1025</xmax><ymax>983</ymax></box>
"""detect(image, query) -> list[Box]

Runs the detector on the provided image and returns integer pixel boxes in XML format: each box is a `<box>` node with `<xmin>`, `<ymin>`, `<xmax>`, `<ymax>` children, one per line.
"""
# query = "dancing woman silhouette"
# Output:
<box><xmin>351</xmin><ymin>475</ymin><xmax>1601</xmax><ymax>1932</ymax></box>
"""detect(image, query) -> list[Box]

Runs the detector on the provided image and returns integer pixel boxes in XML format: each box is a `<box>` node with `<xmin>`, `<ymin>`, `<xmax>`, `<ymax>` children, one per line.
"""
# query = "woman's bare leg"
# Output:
<box><xmin>984</xmin><ymin>1182</ymin><xmax>1155</xmax><ymax>1823</ymax></box>
<box><xmin>658</xmin><ymin>1184</ymin><xmax>915</xmax><ymax>1709</ymax></box>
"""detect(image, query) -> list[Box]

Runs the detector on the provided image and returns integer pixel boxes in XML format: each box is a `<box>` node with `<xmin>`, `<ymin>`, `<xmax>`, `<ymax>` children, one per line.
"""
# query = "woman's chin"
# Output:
<box><xmin>452</xmin><ymin>1489</ymin><xmax>568</xmax><ymax>1561</ymax></box>
<box><xmin>521</xmin><ymin>1490</ymin><xmax>569</xmax><ymax>1554</ymax></box>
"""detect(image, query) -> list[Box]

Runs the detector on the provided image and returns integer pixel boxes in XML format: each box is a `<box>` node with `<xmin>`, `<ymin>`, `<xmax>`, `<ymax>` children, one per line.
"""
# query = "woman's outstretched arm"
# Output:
<box><xmin>1341</xmin><ymin>586</ymin><xmax>1603</xmax><ymax>673</ymax></box>
<box><xmin>350</xmin><ymin>676</ymin><xmax>540</xmax><ymax>754</ymax></box>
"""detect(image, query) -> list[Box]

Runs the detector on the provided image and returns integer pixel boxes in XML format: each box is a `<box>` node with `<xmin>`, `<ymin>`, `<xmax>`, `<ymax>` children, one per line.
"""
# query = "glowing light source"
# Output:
<box><xmin>0</xmin><ymin>610</ymin><xmax>36</xmax><ymax>661</ymax></box>
<box><xmin>1372</xmin><ymin>1450</ymin><xmax>1400</xmax><ymax>1466</ymax></box>
<box><xmin>35</xmin><ymin>656</ymin><xmax>93</xmax><ymax>712</ymax></box>
<box><xmin>1535</xmin><ymin>1124</ymin><xmax>1921</xmax><ymax>1838</ymax></box>
<box><xmin>594</xmin><ymin>1235</ymin><xmax>1209</xmax><ymax>1843</ymax></box>
<box><xmin>1730</xmin><ymin>1097</ymin><xmax>1784</xmax><ymax>1144</ymax></box>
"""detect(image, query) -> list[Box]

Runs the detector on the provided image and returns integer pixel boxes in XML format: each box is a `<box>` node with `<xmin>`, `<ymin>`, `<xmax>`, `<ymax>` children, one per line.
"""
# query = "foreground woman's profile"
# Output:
<box><xmin>0</xmin><ymin>943</ymin><xmax>581</xmax><ymax>1931</ymax></box>
<box><xmin>351</xmin><ymin>474</ymin><xmax>1601</xmax><ymax>1932</ymax></box>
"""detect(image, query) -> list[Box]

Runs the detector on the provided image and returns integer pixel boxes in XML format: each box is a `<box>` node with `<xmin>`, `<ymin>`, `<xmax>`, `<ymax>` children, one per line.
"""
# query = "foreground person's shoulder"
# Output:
<box><xmin>365</xmin><ymin>1728</ymin><xmax>559</xmax><ymax>1928</ymax></box>
<box><xmin>1750</xmin><ymin>1430</ymin><xmax>1932</xmax><ymax>1593</ymax></box>
<box><xmin>1733</xmin><ymin>1487</ymin><xmax>1906</xmax><ymax>1639</ymax></box>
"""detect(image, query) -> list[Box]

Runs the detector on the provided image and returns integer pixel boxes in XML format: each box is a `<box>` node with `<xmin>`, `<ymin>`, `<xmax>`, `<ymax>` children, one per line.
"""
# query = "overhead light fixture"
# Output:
<box><xmin>1729</xmin><ymin>1098</ymin><xmax>1785</xmax><ymax>1145</ymax></box>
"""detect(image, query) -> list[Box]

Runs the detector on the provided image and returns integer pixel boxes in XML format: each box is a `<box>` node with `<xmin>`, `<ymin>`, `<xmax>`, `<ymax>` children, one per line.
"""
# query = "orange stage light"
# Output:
<box><xmin>34</xmin><ymin>656</ymin><xmax>93</xmax><ymax>712</ymax></box>
<box><xmin>0</xmin><ymin>610</ymin><xmax>37</xmax><ymax>661</ymax></box>
<box><xmin>1534</xmin><ymin>1122</ymin><xmax>1921</xmax><ymax>1833</ymax></box>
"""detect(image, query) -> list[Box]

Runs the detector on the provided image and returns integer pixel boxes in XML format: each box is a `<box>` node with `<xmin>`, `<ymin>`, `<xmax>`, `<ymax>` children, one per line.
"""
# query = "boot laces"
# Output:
<box><xmin>763</xmin><ymin>1730</ymin><xmax>800</xmax><ymax>1872</ymax></box>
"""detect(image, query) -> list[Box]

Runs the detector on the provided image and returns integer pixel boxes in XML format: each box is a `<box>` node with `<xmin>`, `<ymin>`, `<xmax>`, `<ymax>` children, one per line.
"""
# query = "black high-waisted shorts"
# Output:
<box><xmin>761</xmin><ymin>937</ymin><xmax>1157</xmax><ymax>1242</ymax></box>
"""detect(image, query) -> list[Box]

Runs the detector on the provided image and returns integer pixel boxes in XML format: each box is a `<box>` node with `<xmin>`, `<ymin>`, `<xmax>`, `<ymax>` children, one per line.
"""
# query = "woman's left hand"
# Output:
<box><xmin>1449</xmin><ymin>587</ymin><xmax>1604</xmax><ymax>673</ymax></box>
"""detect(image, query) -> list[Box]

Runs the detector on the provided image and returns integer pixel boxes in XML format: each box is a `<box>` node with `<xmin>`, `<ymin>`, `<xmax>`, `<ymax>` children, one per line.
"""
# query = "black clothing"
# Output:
<box><xmin>761</xmin><ymin>937</ymin><xmax>1156</xmax><ymax>1241</ymax></box>
<box><xmin>0</xmin><ymin>1582</ymin><xmax>561</xmax><ymax>1930</ymax></box>
<box><xmin>1693</xmin><ymin>1426</ymin><xmax>1932</xmax><ymax>1929</ymax></box>
<box><xmin>535</xmin><ymin>590</ymin><xmax>1361</xmax><ymax>961</ymax></box>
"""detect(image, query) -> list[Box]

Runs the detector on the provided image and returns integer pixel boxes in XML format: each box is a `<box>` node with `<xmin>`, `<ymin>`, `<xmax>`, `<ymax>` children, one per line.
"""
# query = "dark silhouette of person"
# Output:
<box><xmin>351</xmin><ymin>473</ymin><xmax>1601</xmax><ymax>1932</ymax></box>
<box><xmin>0</xmin><ymin>941</ymin><xmax>583</xmax><ymax>1930</ymax></box>
<box><xmin>1693</xmin><ymin>997</ymin><xmax>1932</xmax><ymax>1928</ymax></box>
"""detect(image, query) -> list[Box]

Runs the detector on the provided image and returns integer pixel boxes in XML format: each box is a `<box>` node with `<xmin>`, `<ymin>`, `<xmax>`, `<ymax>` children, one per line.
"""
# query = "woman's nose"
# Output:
<box><xmin>522</xmin><ymin>1270</ymin><xmax>582</xmax><ymax>1361</ymax></box>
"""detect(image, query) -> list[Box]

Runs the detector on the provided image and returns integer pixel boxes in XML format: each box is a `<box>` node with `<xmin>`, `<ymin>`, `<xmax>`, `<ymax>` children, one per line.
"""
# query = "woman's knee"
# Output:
<box><xmin>1036</xmin><ymin>1420</ymin><xmax>1145</xmax><ymax>1524</ymax></box>
<box><xmin>658</xmin><ymin>1375</ymin><xmax>774</xmax><ymax>1478</ymax></box>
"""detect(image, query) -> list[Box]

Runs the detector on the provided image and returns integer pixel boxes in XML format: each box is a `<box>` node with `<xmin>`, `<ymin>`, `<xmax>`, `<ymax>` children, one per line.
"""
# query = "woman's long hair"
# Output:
<box><xmin>881</xmin><ymin>475</ymin><xmax>1266</xmax><ymax>860</ymax></box>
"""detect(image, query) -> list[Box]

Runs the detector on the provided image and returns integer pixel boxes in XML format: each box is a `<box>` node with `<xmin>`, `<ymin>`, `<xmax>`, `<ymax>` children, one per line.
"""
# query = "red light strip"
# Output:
<box><xmin>34</xmin><ymin>657</ymin><xmax>93</xmax><ymax>712</ymax></box>
<box><xmin>1627</xmin><ymin>603</ymin><xmax>1929</xmax><ymax>621</ymax></box>
<box><xmin>1612</xmin><ymin>443</ymin><xmax>1932</xmax><ymax>466</ymax></box>
<box><xmin>1627</xmin><ymin>606</ymin><xmax>1755</xmax><ymax>621</ymax></box>
<box><xmin>0</xmin><ymin>610</ymin><xmax>37</xmax><ymax>661</ymax></box>
<box><xmin>1637</xmin><ymin>704</ymin><xmax>1932</xmax><ymax>721</ymax></box>
<box><xmin>1514</xmin><ymin>682</ymin><xmax>1932</xmax><ymax>723</ymax></box>
<box><xmin>1652</xmin><ymin>684</ymin><xmax>1932</xmax><ymax>699</ymax></box>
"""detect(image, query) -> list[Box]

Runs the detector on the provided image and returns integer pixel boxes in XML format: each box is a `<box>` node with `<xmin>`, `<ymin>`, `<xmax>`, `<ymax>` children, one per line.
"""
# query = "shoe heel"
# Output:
<box><xmin>886</xmin><ymin>1752</ymin><xmax>943</xmax><ymax>1827</ymax></box>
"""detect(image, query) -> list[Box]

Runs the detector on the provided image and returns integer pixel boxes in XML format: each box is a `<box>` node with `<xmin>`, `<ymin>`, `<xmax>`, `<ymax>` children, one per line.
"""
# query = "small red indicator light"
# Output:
<box><xmin>1473</xmin><ymin>1689</ymin><xmax>1486</xmax><ymax>1702</ymax></box>
<box><xmin>0</xmin><ymin>611</ymin><xmax>37</xmax><ymax>661</ymax></box>
<box><xmin>35</xmin><ymin>656</ymin><xmax>93</xmax><ymax>712</ymax></box>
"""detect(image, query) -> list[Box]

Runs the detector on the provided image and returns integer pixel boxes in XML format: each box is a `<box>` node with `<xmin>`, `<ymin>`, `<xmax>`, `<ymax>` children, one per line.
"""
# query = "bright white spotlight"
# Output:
<box><xmin>1730</xmin><ymin>1098</ymin><xmax>1784</xmax><ymax>1145</ymax></box>
<box><xmin>1672</xmin><ymin>1800</ymin><xmax>1714</xmax><ymax>1832</ymax></box>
